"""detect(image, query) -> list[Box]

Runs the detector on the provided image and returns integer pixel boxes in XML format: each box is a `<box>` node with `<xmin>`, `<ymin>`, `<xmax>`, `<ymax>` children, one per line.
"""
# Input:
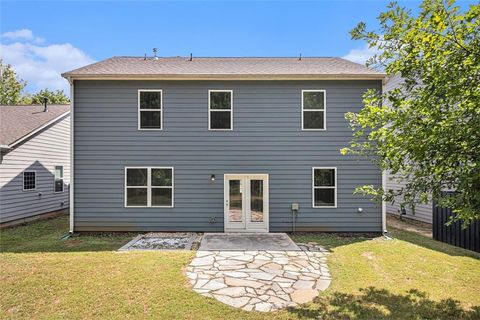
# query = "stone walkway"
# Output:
<box><xmin>185</xmin><ymin>243</ymin><xmax>331</xmax><ymax>312</ymax></box>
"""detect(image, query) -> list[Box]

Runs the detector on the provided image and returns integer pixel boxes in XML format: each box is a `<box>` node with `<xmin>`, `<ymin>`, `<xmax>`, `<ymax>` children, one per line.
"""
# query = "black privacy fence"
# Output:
<box><xmin>433</xmin><ymin>193</ymin><xmax>480</xmax><ymax>253</ymax></box>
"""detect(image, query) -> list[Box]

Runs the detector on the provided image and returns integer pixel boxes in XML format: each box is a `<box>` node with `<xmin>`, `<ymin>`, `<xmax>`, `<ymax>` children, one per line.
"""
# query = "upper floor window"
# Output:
<box><xmin>23</xmin><ymin>171</ymin><xmax>36</xmax><ymax>191</ymax></box>
<box><xmin>138</xmin><ymin>90</ymin><xmax>162</xmax><ymax>130</ymax></box>
<box><xmin>312</xmin><ymin>167</ymin><xmax>336</xmax><ymax>207</ymax></box>
<box><xmin>125</xmin><ymin>167</ymin><xmax>174</xmax><ymax>207</ymax></box>
<box><xmin>54</xmin><ymin>166</ymin><xmax>64</xmax><ymax>192</ymax></box>
<box><xmin>302</xmin><ymin>90</ymin><xmax>326</xmax><ymax>130</ymax></box>
<box><xmin>209</xmin><ymin>90</ymin><xmax>233</xmax><ymax>130</ymax></box>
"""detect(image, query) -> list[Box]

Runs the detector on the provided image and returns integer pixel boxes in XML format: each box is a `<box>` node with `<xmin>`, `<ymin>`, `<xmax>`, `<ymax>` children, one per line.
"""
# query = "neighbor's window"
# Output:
<box><xmin>54</xmin><ymin>166</ymin><xmax>64</xmax><ymax>192</ymax></box>
<box><xmin>302</xmin><ymin>90</ymin><xmax>326</xmax><ymax>130</ymax></box>
<box><xmin>209</xmin><ymin>90</ymin><xmax>233</xmax><ymax>130</ymax></box>
<box><xmin>125</xmin><ymin>167</ymin><xmax>174</xmax><ymax>207</ymax></box>
<box><xmin>23</xmin><ymin>171</ymin><xmax>36</xmax><ymax>191</ymax></box>
<box><xmin>138</xmin><ymin>90</ymin><xmax>162</xmax><ymax>130</ymax></box>
<box><xmin>313</xmin><ymin>168</ymin><xmax>336</xmax><ymax>207</ymax></box>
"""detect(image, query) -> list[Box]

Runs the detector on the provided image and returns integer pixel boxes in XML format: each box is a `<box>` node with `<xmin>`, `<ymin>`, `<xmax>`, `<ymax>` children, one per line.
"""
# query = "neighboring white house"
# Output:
<box><xmin>0</xmin><ymin>105</ymin><xmax>70</xmax><ymax>227</ymax></box>
<box><xmin>386</xmin><ymin>173</ymin><xmax>433</xmax><ymax>223</ymax></box>
<box><xmin>384</xmin><ymin>75</ymin><xmax>433</xmax><ymax>224</ymax></box>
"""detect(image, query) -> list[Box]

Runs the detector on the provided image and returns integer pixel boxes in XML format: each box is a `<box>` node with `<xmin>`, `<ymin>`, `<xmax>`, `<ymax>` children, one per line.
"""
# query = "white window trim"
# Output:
<box><xmin>312</xmin><ymin>167</ymin><xmax>337</xmax><ymax>208</ymax></box>
<box><xmin>54</xmin><ymin>165</ymin><xmax>64</xmax><ymax>193</ymax></box>
<box><xmin>208</xmin><ymin>89</ymin><xmax>233</xmax><ymax>131</ymax></box>
<box><xmin>124</xmin><ymin>166</ymin><xmax>174</xmax><ymax>208</ymax></box>
<box><xmin>23</xmin><ymin>170</ymin><xmax>36</xmax><ymax>192</ymax></box>
<box><xmin>302</xmin><ymin>90</ymin><xmax>327</xmax><ymax>131</ymax></box>
<box><xmin>138</xmin><ymin>89</ymin><xmax>163</xmax><ymax>131</ymax></box>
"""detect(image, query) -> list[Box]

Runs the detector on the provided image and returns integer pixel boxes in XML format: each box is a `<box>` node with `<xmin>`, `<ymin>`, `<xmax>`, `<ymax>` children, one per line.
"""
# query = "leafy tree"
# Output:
<box><xmin>0</xmin><ymin>59</ymin><xmax>27</xmax><ymax>105</ymax></box>
<box><xmin>29</xmin><ymin>88</ymin><xmax>70</xmax><ymax>105</ymax></box>
<box><xmin>342</xmin><ymin>0</ymin><xmax>480</xmax><ymax>224</ymax></box>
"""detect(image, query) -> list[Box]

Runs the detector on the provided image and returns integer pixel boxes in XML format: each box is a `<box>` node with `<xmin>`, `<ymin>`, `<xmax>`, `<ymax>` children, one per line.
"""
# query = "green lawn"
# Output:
<box><xmin>1</xmin><ymin>216</ymin><xmax>479</xmax><ymax>319</ymax></box>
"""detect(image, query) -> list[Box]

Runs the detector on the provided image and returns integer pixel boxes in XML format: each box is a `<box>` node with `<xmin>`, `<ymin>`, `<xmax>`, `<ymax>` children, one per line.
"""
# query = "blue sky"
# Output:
<box><xmin>0</xmin><ymin>0</ymin><xmax>475</xmax><ymax>92</ymax></box>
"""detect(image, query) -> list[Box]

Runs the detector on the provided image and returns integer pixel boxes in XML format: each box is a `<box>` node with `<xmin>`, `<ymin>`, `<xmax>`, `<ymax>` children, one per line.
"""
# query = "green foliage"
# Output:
<box><xmin>343</xmin><ymin>0</ymin><xmax>480</xmax><ymax>224</ymax></box>
<box><xmin>0</xmin><ymin>60</ymin><xmax>69</xmax><ymax>105</ymax></box>
<box><xmin>0</xmin><ymin>59</ymin><xmax>27</xmax><ymax>105</ymax></box>
<box><xmin>27</xmin><ymin>88</ymin><xmax>70</xmax><ymax>105</ymax></box>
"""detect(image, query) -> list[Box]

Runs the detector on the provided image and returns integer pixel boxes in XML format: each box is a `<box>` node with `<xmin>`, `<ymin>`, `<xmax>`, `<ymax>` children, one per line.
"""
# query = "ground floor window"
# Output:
<box><xmin>54</xmin><ymin>166</ymin><xmax>64</xmax><ymax>192</ymax></box>
<box><xmin>312</xmin><ymin>167</ymin><xmax>336</xmax><ymax>207</ymax></box>
<box><xmin>23</xmin><ymin>171</ymin><xmax>36</xmax><ymax>191</ymax></box>
<box><xmin>125</xmin><ymin>167</ymin><xmax>174</xmax><ymax>207</ymax></box>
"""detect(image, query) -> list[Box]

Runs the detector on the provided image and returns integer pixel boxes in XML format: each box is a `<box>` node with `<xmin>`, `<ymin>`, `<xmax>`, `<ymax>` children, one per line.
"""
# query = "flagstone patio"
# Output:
<box><xmin>185</xmin><ymin>242</ymin><xmax>331</xmax><ymax>312</ymax></box>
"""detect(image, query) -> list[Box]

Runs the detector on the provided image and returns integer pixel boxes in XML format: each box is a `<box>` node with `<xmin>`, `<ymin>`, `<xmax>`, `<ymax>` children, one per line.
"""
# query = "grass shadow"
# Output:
<box><xmin>290</xmin><ymin>287</ymin><xmax>480</xmax><ymax>320</ymax></box>
<box><xmin>388</xmin><ymin>227</ymin><xmax>480</xmax><ymax>259</ymax></box>
<box><xmin>1</xmin><ymin>216</ymin><xmax>136</xmax><ymax>253</ymax></box>
<box><xmin>291</xmin><ymin>227</ymin><xmax>479</xmax><ymax>259</ymax></box>
<box><xmin>290</xmin><ymin>232</ymin><xmax>380</xmax><ymax>251</ymax></box>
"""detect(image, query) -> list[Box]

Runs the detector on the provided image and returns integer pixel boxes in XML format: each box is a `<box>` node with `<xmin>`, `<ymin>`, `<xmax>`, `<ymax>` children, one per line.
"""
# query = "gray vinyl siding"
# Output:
<box><xmin>386</xmin><ymin>174</ymin><xmax>433</xmax><ymax>224</ymax></box>
<box><xmin>73</xmin><ymin>80</ymin><xmax>382</xmax><ymax>232</ymax></box>
<box><xmin>0</xmin><ymin>116</ymin><xmax>70</xmax><ymax>224</ymax></box>
<box><xmin>384</xmin><ymin>75</ymin><xmax>432</xmax><ymax>224</ymax></box>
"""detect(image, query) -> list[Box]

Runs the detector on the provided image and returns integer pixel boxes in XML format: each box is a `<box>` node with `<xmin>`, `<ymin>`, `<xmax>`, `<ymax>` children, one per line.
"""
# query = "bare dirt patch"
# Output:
<box><xmin>387</xmin><ymin>214</ymin><xmax>432</xmax><ymax>238</ymax></box>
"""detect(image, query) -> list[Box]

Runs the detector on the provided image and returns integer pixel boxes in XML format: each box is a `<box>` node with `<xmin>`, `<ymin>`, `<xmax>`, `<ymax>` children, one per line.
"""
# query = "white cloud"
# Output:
<box><xmin>1</xmin><ymin>28</ymin><xmax>44</xmax><ymax>43</ymax></box>
<box><xmin>0</xmin><ymin>29</ymin><xmax>94</xmax><ymax>93</ymax></box>
<box><xmin>342</xmin><ymin>44</ymin><xmax>382</xmax><ymax>65</ymax></box>
<box><xmin>2</xmin><ymin>29</ymin><xmax>34</xmax><ymax>40</ymax></box>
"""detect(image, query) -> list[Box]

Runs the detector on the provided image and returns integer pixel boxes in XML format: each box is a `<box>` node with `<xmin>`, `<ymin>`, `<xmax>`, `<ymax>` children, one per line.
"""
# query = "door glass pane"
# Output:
<box><xmin>229</xmin><ymin>180</ymin><xmax>243</xmax><ymax>222</ymax></box>
<box><xmin>250</xmin><ymin>180</ymin><xmax>263</xmax><ymax>222</ymax></box>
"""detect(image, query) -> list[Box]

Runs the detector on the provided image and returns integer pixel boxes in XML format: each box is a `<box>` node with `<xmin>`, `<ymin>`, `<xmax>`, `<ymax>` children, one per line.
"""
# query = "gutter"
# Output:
<box><xmin>61</xmin><ymin>73</ymin><xmax>387</xmax><ymax>81</ymax></box>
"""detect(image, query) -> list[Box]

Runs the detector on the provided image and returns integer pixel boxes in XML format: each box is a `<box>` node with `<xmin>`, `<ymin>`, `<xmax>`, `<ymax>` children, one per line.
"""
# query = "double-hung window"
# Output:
<box><xmin>312</xmin><ymin>167</ymin><xmax>336</xmax><ymax>207</ymax></box>
<box><xmin>54</xmin><ymin>165</ymin><xmax>64</xmax><ymax>192</ymax></box>
<box><xmin>23</xmin><ymin>171</ymin><xmax>36</xmax><ymax>191</ymax></box>
<box><xmin>125</xmin><ymin>167</ymin><xmax>174</xmax><ymax>207</ymax></box>
<box><xmin>302</xmin><ymin>90</ymin><xmax>326</xmax><ymax>130</ymax></box>
<box><xmin>138</xmin><ymin>90</ymin><xmax>162</xmax><ymax>130</ymax></box>
<box><xmin>209</xmin><ymin>90</ymin><xmax>233</xmax><ymax>130</ymax></box>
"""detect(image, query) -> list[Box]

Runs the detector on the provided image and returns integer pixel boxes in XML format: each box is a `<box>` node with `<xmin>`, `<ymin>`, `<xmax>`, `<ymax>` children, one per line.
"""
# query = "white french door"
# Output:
<box><xmin>224</xmin><ymin>174</ymin><xmax>269</xmax><ymax>232</ymax></box>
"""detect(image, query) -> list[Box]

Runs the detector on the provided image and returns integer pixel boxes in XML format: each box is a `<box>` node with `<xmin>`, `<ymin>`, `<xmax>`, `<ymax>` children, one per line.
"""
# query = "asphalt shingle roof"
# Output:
<box><xmin>0</xmin><ymin>105</ymin><xmax>70</xmax><ymax>146</ymax></box>
<box><xmin>62</xmin><ymin>57</ymin><xmax>385</xmax><ymax>79</ymax></box>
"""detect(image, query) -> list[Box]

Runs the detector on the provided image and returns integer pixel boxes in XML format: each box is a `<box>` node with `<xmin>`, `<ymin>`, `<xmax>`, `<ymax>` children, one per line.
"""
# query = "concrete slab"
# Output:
<box><xmin>199</xmin><ymin>233</ymin><xmax>300</xmax><ymax>251</ymax></box>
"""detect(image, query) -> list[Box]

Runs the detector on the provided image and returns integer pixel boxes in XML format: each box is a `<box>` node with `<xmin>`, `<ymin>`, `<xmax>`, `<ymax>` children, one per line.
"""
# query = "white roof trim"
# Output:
<box><xmin>8</xmin><ymin>111</ymin><xmax>71</xmax><ymax>148</ymax></box>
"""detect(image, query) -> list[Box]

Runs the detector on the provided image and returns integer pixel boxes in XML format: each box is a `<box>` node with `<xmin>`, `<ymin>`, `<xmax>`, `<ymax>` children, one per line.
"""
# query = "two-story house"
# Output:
<box><xmin>62</xmin><ymin>56</ymin><xmax>386</xmax><ymax>233</ymax></box>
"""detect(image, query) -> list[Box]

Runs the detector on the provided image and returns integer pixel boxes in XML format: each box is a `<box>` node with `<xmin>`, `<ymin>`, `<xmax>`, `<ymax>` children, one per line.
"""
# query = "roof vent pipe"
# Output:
<box><xmin>299</xmin><ymin>53</ymin><xmax>302</xmax><ymax>61</ymax></box>
<box><xmin>153</xmin><ymin>48</ymin><xmax>158</xmax><ymax>60</ymax></box>
<box><xmin>189</xmin><ymin>53</ymin><xmax>193</xmax><ymax>61</ymax></box>
<box><xmin>43</xmin><ymin>97</ymin><xmax>48</xmax><ymax>112</ymax></box>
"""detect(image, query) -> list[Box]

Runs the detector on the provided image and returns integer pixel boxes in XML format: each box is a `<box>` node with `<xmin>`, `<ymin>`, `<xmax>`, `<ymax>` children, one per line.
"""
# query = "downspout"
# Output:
<box><xmin>381</xmin><ymin>79</ymin><xmax>388</xmax><ymax>236</ymax></box>
<box><xmin>382</xmin><ymin>170</ymin><xmax>388</xmax><ymax>235</ymax></box>
<box><xmin>69</xmin><ymin>78</ymin><xmax>75</xmax><ymax>234</ymax></box>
